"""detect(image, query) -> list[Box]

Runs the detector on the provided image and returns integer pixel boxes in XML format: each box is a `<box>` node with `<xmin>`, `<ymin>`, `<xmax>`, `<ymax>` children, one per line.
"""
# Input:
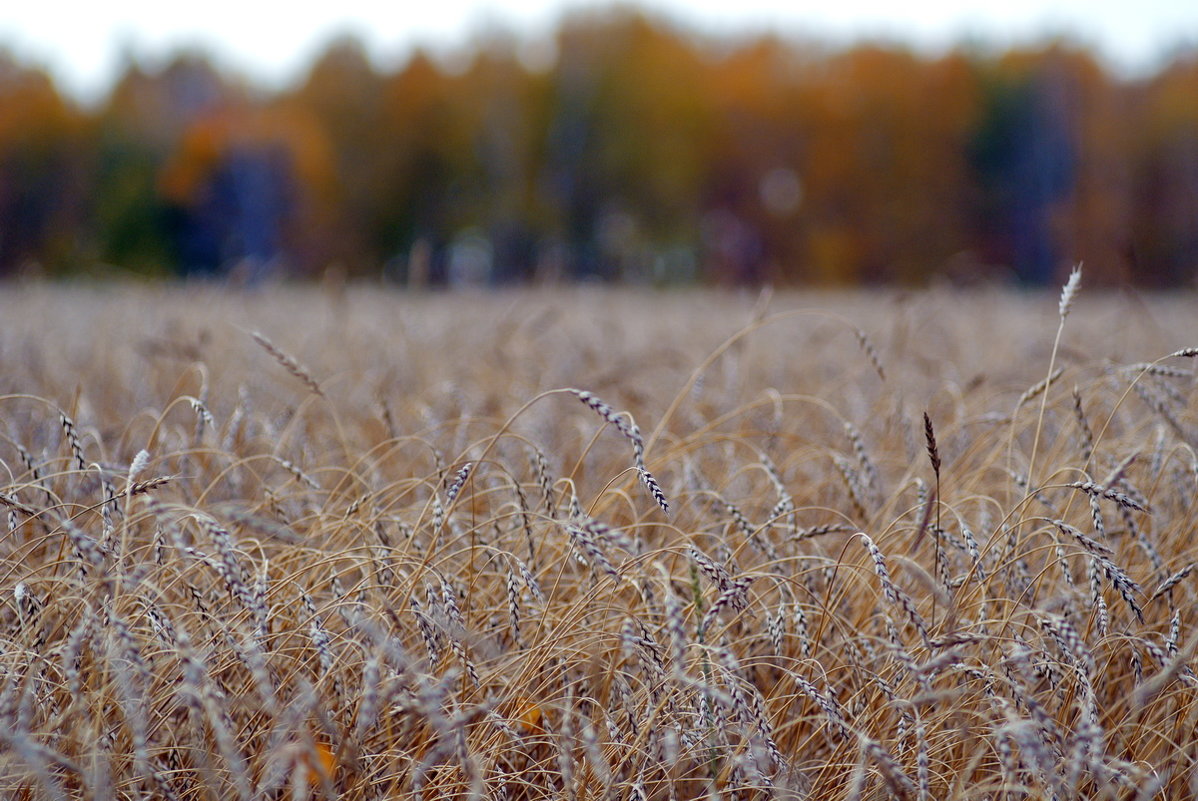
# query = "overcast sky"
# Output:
<box><xmin>3</xmin><ymin>0</ymin><xmax>1196</xmax><ymax>100</ymax></box>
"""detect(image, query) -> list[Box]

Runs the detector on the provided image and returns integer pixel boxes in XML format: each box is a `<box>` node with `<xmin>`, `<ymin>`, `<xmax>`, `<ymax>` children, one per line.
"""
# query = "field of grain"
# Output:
<box><xmin>2</xmin><ymin>279</ymin><xmax>1198</xmax><ymax>800</ymax></box>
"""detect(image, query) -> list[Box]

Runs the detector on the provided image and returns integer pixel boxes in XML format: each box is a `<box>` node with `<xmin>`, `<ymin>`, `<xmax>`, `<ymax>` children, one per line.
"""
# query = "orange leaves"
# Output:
<box><xmin>5</xmin><ymin>18</ymin><xmax>1198</xmax><ymax>282</ymax></box>
<box><xmin>286</xmin><ymin>739</ymin><xmax>336</xmax><ymax>794</ymax></box>
<box><xmin>510</xmin><ymin>696</ymin><xmax>545</xmax><ymax>735</ymax></box>
<box><xmin>158</xmin><ymin>107</ymin><xmax>335</xmax><ymax>207</ymax></box>
<box><xmin>306</xmin><ymin>741</ymin><xmax>337</xmax><ymax>784</ymax></box>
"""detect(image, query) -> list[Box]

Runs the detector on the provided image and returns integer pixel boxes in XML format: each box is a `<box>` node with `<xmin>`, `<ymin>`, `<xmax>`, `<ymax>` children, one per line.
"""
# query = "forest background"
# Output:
<box><xmin>2</xmin><ymin>7</ymin><xmax>1196</xmax><ymax>287</ymax></box>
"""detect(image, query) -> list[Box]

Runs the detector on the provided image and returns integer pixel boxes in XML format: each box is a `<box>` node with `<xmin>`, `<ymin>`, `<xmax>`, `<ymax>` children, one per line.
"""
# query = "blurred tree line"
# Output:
<box><xmin>1</xmin><ymin>9</ymin><xmax>1197</xmax><ymax>286</ymax></box>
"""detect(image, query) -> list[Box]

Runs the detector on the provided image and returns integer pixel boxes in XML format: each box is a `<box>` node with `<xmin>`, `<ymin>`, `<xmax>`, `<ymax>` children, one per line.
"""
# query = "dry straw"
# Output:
<box><xmin>251</xmin><ymin>330</ymin><xmax>325</xmax><ymax>396</ymax></box>
<box><xmin>2</xmin><ymin>283</ymin><xmax>1198</xmax><ymax>800</ymax></box>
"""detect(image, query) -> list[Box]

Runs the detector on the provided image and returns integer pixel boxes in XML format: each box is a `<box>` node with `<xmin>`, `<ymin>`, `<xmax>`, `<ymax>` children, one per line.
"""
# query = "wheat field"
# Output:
<box><xmin>2</xmin><ymin>279</ymin><xmax>1197</xmax><ymax>800</ymax></box>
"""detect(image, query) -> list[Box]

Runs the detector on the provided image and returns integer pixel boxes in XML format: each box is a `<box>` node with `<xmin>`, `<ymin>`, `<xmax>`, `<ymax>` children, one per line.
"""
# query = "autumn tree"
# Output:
<box><xmin>0</xmin><ymin>53</ymin><xmax>88</xmax><ymax>275</ymax></box>
<box><xmin>1</xmin><ymin>14</ymin><xmax>1197</xmax><ymax>285</ymax></box>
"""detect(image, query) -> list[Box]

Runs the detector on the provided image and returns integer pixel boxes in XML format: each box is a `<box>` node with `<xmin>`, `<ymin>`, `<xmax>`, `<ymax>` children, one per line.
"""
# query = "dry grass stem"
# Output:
<box><xmin>2</xmin><ymin>285</ymin><xmax>1197</xmax><ymax>800</ymax></box>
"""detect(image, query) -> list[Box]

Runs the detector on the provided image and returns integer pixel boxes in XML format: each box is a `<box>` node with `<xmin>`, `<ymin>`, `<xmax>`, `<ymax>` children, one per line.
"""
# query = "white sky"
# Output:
<box><xmin>3</xmin><ymin>0</ymin><xmax>1197</xmax><ymax>101</ymax></box>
